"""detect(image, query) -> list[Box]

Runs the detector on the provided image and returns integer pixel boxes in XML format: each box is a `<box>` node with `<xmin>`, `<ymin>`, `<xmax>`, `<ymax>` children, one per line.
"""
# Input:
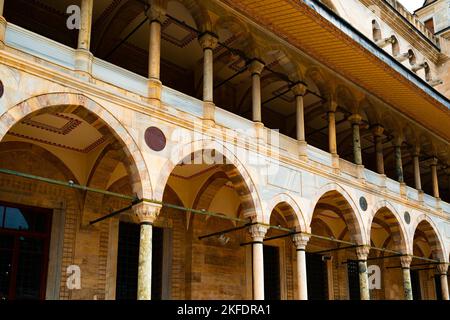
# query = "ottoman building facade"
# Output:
<box><xmin>0</xmin><ymin>0</ymin><xmax>449</xmax><ymax>300</ymax></box>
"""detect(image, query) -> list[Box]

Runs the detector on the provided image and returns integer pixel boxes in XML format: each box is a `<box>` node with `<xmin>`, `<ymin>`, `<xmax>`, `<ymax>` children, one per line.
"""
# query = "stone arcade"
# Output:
<box><xmin>0</xmin><ymin>0</ymin><xmax>449</xmax><ymax>300</ymax></box>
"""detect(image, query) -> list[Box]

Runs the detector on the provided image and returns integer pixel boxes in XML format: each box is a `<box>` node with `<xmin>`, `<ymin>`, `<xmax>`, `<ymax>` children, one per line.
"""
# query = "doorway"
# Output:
<box><xmin>115</xmin><ymin>222</ymin><xmax>165</xmax><ymax>300</ymax></box>
<box><xmin>306</xmin><ymin>253</ymin><xmax>328</xmax><ymax>300</ymax></box>
<box><xmin>0</xmin><ymin>202</ymin><xmax>52</xmax><ymax>300</ymax></box>
<box><xmin>263</xmin><ymin>245</ymin><xmax>281</xmax><ymax>300</ymax></box>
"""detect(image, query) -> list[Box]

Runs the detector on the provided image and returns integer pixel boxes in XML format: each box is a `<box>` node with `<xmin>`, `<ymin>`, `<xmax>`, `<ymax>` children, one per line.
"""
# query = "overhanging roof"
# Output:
<box><xmin>221</xmin><ymin>0</ymin><xmax>450</xmax><ymax>142</ymax></box>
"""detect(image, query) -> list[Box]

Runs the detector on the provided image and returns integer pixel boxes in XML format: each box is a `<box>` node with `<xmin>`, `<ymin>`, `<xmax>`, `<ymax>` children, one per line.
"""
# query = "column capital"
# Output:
<box><xmin>133</xmin><ymin>201</ymin><xmax>161</xmax><ymax>224</ymax></box>
<box><xmin>248</xmin><ymin>59</ymin><xmax>265</xmax><ymax>76</ymax></box>
<box><xmin>437</xmin><ymin>263</ymin><xmax>449</xmax><ymax>275</ymax></box>
<box><xmin>147</xmin><ymin>1</ymin><xmax>167</xmax><ymax>23</ymax></box>
<box><xmin>198</xmin><ymin>32</ymin><xmax>219</xmax><ymax>50</ymax></box>
<box><xmin>249</xmin><ymin>224</ymin><xmax>268</xmax><ymax>242</ymax></box>
<box><xmin>430</xmin><ymin>157</ymin><xmax>438</xmax><ymax>167</ymax></box>
<box><xmin>348</xmin><ymin>114</ymin><xmax>363</xmax><ymax>125</ymax></box>
<box><xmin>324</xmin><ymin>100</ymin><xmax>338</xmax><ymax>112</ymax></box>
<box><xmin>400</xmin><ymin>255</ymin><xmax>413</xmax><ymax>269</ymax></box>
<box><xmin>371</xmin><ymin>125</ymin><xmax>384</xmax><ymax>137</ymax></box>
<box><xmin>356</xmin><ymin>246</ymin><xmax>370</xmax><ymax>261</ymax></box>
<box><xmin>292</xmin><ymin>234</ymin><xmax>310</xmax><ymax>250</ymax></box>
<box><xmin>291</xmin><ymin>82</ymin><xmax>308</xmax><ymax>97</ymax></box>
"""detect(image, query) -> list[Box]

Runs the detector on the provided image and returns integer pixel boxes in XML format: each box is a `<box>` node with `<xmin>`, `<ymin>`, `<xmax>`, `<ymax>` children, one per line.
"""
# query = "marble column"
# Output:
<box><xmin>328</xmin><ymin>111</ymin><xmax>338</xmax><ymax>156</ymax></box>
<box><xmin>199</xmin><ymin>32</ymin><xmax>219</xmax><ymax>123</ymax></box>
<box><xmin>249</xmin><ymin>224</ymin><xmax>268</xmax><ymax>300</ymax></box>
<box><xmin>372</xmin><ymin>125</ymin><xmax>385</xmax><ymax>175</ymax></box>
<box><xmin>0</xmin><ymin>0</ymin><xmax>4</xmax><ymax>16</ymax></box>
<box><xmin>431</xmin><ymin>158</ymin><xmax>440</xmax><ymax>199</ymax></box>
<box><xmin>394</xmin><ymin>141</ymin><xmax>404</xmax><ymax>183</ymax></box>
<box><xmin>349</xmin><ymin>114</ymin><xmax>363</xmax><ymax>165</ymax></box>
<box><xmin>400</xmin><ymin>255</ymin><xmax>413</xmax><ymax>300</ymax></box>
<box><xmin>356</xmin><ymin>246</ymin><xmax>370</xmax><ymax>300</ymax></box>
<box><xmin>437</xmin><ymin>264</ymin><xmax>449</xmax><ymax>300</ymax></box>
<box><xmin>293</xmin><ymin>234</ymin><xmax>310</xmax><ymax>300</ymax></box>
<box><xmin>147</xmin><ymin>5</ymin><xmax>165</xmax><ymax>105</ymax></box>
<box><xmin>292</xmin><ymin>83</ymin><xmax>308</xmax><ymax>158</ymax></box>
<box><xmin>78</xmin><ymin>0</ymin><xmax>93</xmax><ymax>51</ymax></box>
<box><xmin>133</xmin><ymin>202</ymin><xmax>161</xmax><ymax>300</ymax></box>
<box><xmin>249</xmin><ymin>59</ymin><xmax>265</xmax><ymax>123</ymax></box>
<box><xmin>75</xmin><ymin>0</ymin><xmax>94</xmax><ymax>73</ymax></box>
<box><xmin>412</xmin><ymin>149</ymin><xmax>422</xmax><ymax>191</ymax></box>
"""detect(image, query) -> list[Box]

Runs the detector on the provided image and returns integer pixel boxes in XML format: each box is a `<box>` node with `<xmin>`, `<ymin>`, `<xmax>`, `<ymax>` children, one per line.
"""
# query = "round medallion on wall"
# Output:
<box><xmin>0</xmin><ymin>80</ymin><xmax>3</xmax><ymax>98</ymax></box>
<box><xmin>145</xmin><ymin>127</ymin><xmax>166</xmax><ymax>152</ymax></box>
<box><xmin>359</xmin><ymin>196</ymin><xmax>368</xmax><ymax>212</ymax></box>
<box><xmin>404</xmin><ymin>211</ymin><xmax>411</xmax><ymax>225</ymax></box>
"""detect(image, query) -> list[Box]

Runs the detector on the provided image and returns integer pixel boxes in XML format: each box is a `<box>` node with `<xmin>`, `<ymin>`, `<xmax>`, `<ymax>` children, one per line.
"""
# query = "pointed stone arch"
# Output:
<box><xmin>411</xmin><ymin>215</ymin><xmax>446</xmax><ymax>262</ymax></box>
<box><xmin>155</xmin><ymin>139</ymin><xmax>263</xmax><ymax>222</ymax></box>
<box><xmin>309</xmin><ymin>183</ymin><xmax>366</xmax><ymax>245</ymax></box>
<box><xmin>367</xmin><ymin>200</ymin><xmax>409</xmax><ymax>254</ymax></box>
<box><xmin>0</xmin><ymin>92</ymin><xmax>152</xmax><ymax>200</ymax></box>
<box><xmin>265</xmin><ymin>193</ymin><xmax>309</xmax><ymax>232</ymax></box>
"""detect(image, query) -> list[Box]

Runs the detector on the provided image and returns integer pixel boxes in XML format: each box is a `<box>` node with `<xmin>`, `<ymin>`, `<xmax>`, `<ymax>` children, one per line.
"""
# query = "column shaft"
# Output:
<box><xmin>296</xmin><ymin>95</ymin><xmax>305</xmax><ymax>142</ymax></box>
<box><xmin>350</xmin><ymin>115</ymin><xmax>362</xmax><ymax>165</ymax></box>
<box><xmin>250</xmin><ymin>224</ymin><xmax>268</xmax><ymax>300</ymax></box>
<box><xmin>0</xmin><ymin>0</ymin><xmax>4</xmax><ymax>16</ymax></box>
<box><xmin>296</xmin><ymin>249</ymin><xmax>308</xmax><ymax>300</ymax></box>
<box><xmin>413</xmin><ymin>154</ymin><xmax>422</xmax><ymax>191</ymax></box>
<box><xmin>252</xmin><ymin>73</ymin><xmax>261</xmax><ymax>122</ymax></box>
<box><xmin>375</xmin><ymin>136</ymin><xmax>385</xmax><ymax>174</ymax></box>
<box><xmin>356</xmin><ymin>247</ymin><xmax>370</xmax><ymax>300</ymax></box>
<box><xmin>431</xmin><ymin>160</ymin><xmax>439</xmax><ymax>198</ymax></box>
<box><xmin>440</xmin><ymin>274</ymin><xmax>449</xmax><ymax>300</ymax></box>
<box><xmin>402</xmin><ymin>268</ymin><xmax>413</xmax><ymax>300</ymax></box>
<box><xmin>78</xmin><ymin>0</ymin><xmax>93</xmax><ymax>51</ymax></box>
<box><xmin>137</xmin><ymin>223</ymin><xmax>153</xmax><ymax>300</ymax></box>
<box><xmin>358</xmin><ymin>260</ymin><xmax>370</xmax><ymax>300</ymax></box>
<box><xmin>252</xmin><ymin>241</ymin><xmax>265</xmax><ymax>300</ymax></box>
<box><xmin>395</xmin><ymin>144</ymin><xmax>404</xmax><ymax>183</ymax></box>
<box><xmin>148</xmin><ymin>20</ymin><xmax>162</xmax><ymax>80</ymax></box>
<box><xmin>328</xmin><ymin>111</ymin><xmax>337</xmax><ymax>155</ymax></box>
<box><xmin>203</xmin><ymin>48</ymin><xmax>214</xmax><ymax>102</ymax></box>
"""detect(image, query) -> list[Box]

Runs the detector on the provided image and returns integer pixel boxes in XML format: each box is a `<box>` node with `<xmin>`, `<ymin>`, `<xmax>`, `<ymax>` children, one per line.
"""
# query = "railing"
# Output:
<box><xmin>3</xmin><ymin>21</ymin><xmax>450</xmax><ymax>215</ymax></box>
<box><xmin>383</xmin><ymin>0</ymin><xmax>440</xmax><ymax>47</ymax></box>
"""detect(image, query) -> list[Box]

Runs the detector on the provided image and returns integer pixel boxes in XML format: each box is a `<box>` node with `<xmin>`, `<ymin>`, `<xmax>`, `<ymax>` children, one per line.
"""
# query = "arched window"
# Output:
<box><xmin>372</xmin><ymin>20</ymin><xmax>382</xmax><ymax>42</ymax></box>
<box><xmin>408</xmin><ymin>49</ymin><xmax>417</xmax><ymax>66</ymax></box>
<box><xmin>391</xmin><ymin>36</ymin><xmax>400</xmax><ymax>56</ymax></box>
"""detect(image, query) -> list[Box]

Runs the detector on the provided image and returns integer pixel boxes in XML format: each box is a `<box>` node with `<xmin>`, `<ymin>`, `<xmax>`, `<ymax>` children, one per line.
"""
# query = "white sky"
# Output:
<box><xmin>397</xmin><ymin>0</ymin><xmax>424</xmax><ymax>12</ymax></box>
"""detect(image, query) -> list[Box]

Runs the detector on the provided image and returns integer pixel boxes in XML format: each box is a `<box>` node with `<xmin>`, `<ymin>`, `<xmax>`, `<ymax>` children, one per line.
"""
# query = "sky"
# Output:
<box><xmin>397</xmin><ymin>0</ymin><xmax>424</xmax><ymax>12</ymax></box>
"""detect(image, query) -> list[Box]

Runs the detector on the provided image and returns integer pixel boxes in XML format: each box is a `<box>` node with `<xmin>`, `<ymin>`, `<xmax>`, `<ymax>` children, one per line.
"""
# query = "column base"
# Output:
<box><xmin>148</xmin><ymin>78</ymin><xmax>162</xmax><ymax>108</ymax></box>
<box><xmin>74</xmin><ymin>49</ymin><xmax>93</xmax><ymax>80</ymax></box>
<box><xmin>379</xmin><ymin>174</ymin><xmax>387</xmax><ymax>189</ymax></box>
<box><xmin>0</xmin><ymin>16</ymin><xmax>7</xmax><ymax>49</ymax></box>
<box><xmin>298</xmin><ymin>140</ymin><xmax>308</xmax><ymax>161</ymax></box>
<box><xmin>202</xmin><ymin>101</ymin><xmax>216</xmax><ymax>127</ymax></box>
<box><xmin>331</xmin><ymin>153</ymin><xmax>340</xmax><ymax>174</ymax></box>
<box><xmin>418</xmin><ymin>190</ymin><xmax>424</xmax><ymax>203</ymax></box>
<box><xmin>356</xmin><ymin>164</ymin><xmax>365</xmax><ymax>181</ymax></box>
<box><xmin>399</xmin><ymin>182</ymin><xmax>407</xmax><ymax>198</ymax></box>
<box><xmin>254</xmin><ymin>121</ymin><xmax>265</xmax><ymax>145</ymax></box>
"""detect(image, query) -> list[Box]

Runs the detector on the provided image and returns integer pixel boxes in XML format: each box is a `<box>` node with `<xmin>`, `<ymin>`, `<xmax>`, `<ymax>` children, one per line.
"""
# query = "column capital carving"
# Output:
<box><xmin>437</xmin><ymin>263</ymin><xmax>449</xmax><ymax>275</ymax></box>
<box><xmin>400</xmin><ymin>255</ymin><xmax>413</xmax><ymax>269</ymax></box>
<box><xmin>291</xmin><ymin>82</ymin><xmax>308</xmax><ymax>97</ymax></box>
<box><xmin>323</xmin><ymin>100</ymin><xmax>338</xmax><ymax>112</ymax></box>
<box><xmin>348</xmin><ymin>114</ymin><xmax>363</xmax><ymax>125</ymax></box>
<box><xmin>133</xmin><ymin>201</ymin><xmax>161</xmax><ymax>224</ymax></box>
<box><xmin>356</xmin><ymin>246</ymin><xmax>370</xmax><ymax>261</ymax></box>
<box><xmin>292</xmin><ymin>234</ymin><xmax>310</xmax><ymax>250</ymax></box>
<box><xmin>248</xmin><ymin>59</ymin><xmax>265</xmax><ymax>76</ymax></box>
<box><xmin>147</xmin><ymin>1</ymin><xmax>167</xmax><ymax>23</ymax></box>
<box><xmin>249</xmin><ymin>224</ymin><xmax>268</xmax><ymax>242</ymax></box>
<box><xmin>371</xmin><ymin>125</ymin><xmax>384</xmax><ymax>137</ymax></box>
<box><xmin>430</xmin><ymin>157</ymin><xmax>439</xmax><ymax>167</ymax></box>
<box><xmin>198</xmin><ymin>32</ymin><xmax>219</xmax><ymax>50</ymax></box>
